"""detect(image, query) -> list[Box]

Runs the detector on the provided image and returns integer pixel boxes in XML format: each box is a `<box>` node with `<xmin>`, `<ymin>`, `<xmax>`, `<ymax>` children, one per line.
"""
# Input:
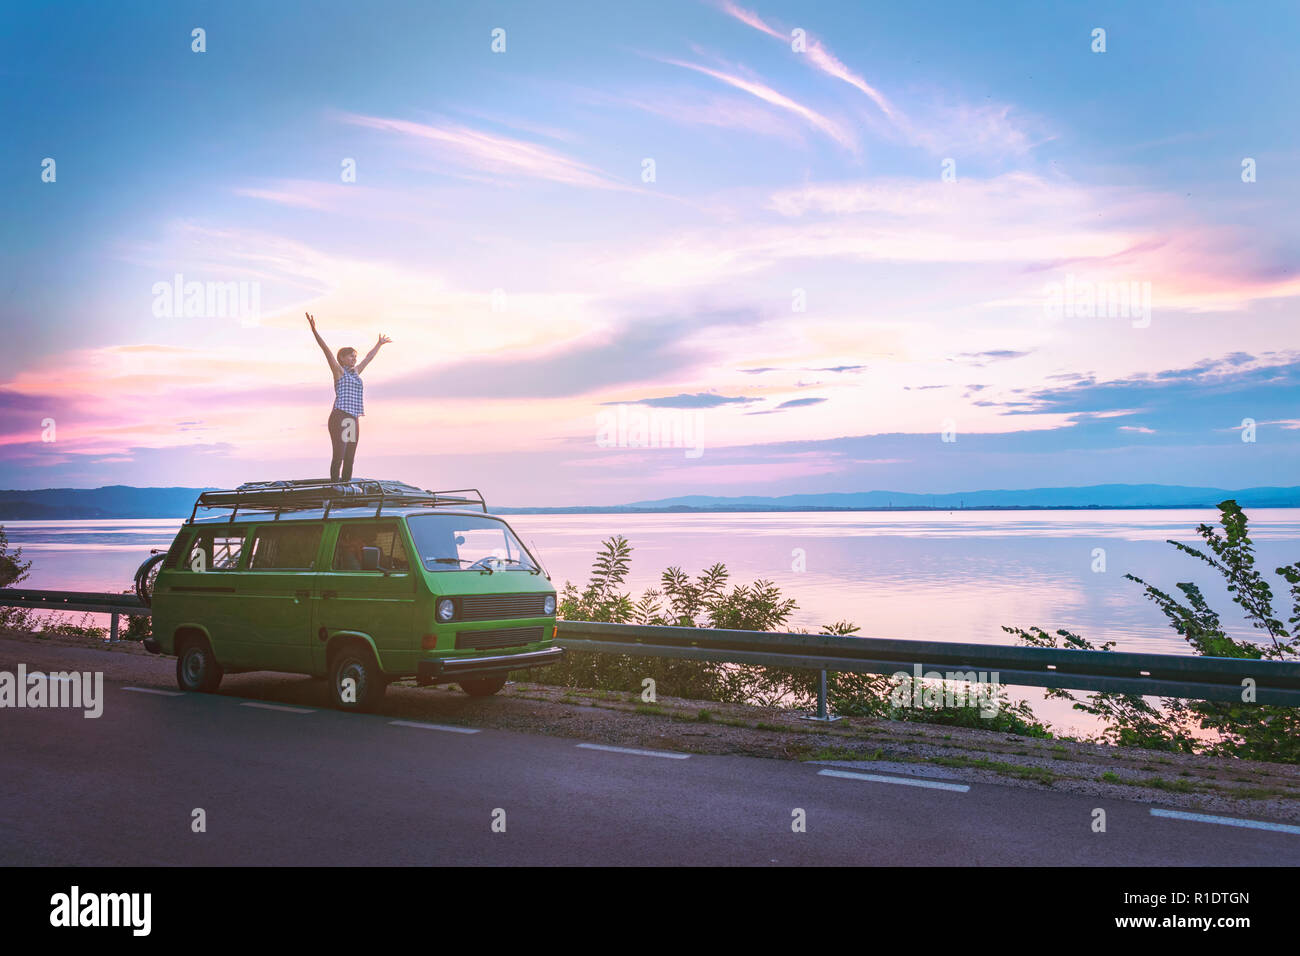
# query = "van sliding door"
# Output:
<box><xmin>243</xmin><ymin>523</ymin><xmax>324</xmax><ymax>673</ymax></box>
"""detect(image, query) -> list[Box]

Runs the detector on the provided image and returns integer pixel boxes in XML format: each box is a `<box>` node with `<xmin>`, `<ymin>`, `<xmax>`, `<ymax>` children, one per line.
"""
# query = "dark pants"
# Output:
<box><xmin>328</xmin><ymin>408</ymin><xmax>359</xmax><ymax>481</ymax></box>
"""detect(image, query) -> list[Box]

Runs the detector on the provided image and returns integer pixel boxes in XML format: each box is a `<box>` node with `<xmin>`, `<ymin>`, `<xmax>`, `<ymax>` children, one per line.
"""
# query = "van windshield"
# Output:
<box><xmin>406</xmin><ymin>515</ymin><xmax>539</xmax><ymax>573</ymax></box>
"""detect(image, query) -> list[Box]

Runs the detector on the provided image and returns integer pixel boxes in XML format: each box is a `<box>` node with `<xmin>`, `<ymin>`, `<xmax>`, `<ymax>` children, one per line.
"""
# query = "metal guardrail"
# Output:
<box><xmin>556</xmin><ymin>621</ymin><xmax>1300</xmax><ymax>707</ymax></box>
<box><xmin>0</xmin><ymin>589</ymin><xmax>150</xmax><ymax>643</ymax></box>
<box><xmin>2</xmin><ymin>589</ymin><xmax>1298</xmax><ymax>707</ymax></box>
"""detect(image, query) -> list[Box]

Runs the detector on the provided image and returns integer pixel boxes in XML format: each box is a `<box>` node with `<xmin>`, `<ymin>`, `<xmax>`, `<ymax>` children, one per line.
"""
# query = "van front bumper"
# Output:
<box><xmin>418</xmin><ymin>645</ymin><xmax>564</xmax><ymax>682</ymax></box>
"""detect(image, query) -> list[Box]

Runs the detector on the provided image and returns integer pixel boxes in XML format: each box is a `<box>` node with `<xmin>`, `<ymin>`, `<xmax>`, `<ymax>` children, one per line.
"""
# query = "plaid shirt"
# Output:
<box><xmin>334</xmin><ymin>367</ymin><xmax>365</xmax><ymax>416</ymax></box>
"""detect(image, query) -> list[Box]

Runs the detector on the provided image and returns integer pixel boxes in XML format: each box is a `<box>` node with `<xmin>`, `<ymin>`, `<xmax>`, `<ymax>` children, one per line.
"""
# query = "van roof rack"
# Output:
<box><xmin>188</xmin><ymin>479</ymin><xmax>487</xmax><ymax>523</ymax></box>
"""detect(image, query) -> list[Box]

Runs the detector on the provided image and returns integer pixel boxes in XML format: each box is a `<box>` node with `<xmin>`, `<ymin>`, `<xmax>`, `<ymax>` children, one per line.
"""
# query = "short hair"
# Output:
<box><xmin>337</xmin><ymin>346</ymin><xmax>357</xmax><ymax>363</ymax></box>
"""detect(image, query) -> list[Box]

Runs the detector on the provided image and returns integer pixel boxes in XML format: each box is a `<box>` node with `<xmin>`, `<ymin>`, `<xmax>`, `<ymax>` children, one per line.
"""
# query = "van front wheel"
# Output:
<box><xmin>176</xmin><ymin>639</ymin><xmax>223</xmax><ymax>693</ymax></box>
<box><xmin>459</xmin><ymin>676</ymin><xmax>507</xmax><ymax>697</ymax></box>
<box><xmin>330</xmin><ymin>646</ymin><xmax>386</xmax><ymax>712</ymax></box>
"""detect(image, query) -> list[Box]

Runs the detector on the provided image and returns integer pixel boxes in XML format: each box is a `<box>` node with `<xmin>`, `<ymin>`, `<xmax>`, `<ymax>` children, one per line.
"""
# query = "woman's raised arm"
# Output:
<box><xmin>306</xmin><ymin>312</ymin><xmax>342</xmax><ymax>380</ymax></box>
<box><xmin>356</xmin><ymin>333</ymin><xmax>392</xmax><ymax>374</ymax></box>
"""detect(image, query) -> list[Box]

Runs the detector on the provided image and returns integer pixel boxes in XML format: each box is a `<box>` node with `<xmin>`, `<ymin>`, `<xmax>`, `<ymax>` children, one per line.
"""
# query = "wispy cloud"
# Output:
<box><xmin>987</xmin><ymin>355</ymin><xmax>1300</xmax><ymax>433</ymax></box>
<box><xmin>718</xmin><ymin>0</ymin><xmax>1043</xmax><ymax>157</ymax></box>
<box><xmin>578</xmin><ymin>86</ymin><xmax>810</xmax><ymax>146</ymax></box>
<box><xmin>601</xmin><ymin>392</ymin><xmax>759</xmax><ymax>408</ymax></box>
<box><xmin>745</xmin><ymin>396</ymin><xmax>828</xmax><ymax>414</ymax></box>
<box><xmin>658</xmin><ymin>57</ymin><xmax>858</xmax><ymax>152</ymax></box>
<box><xmin>615</xmin><ymin>175</ymin><xmax>1139</xmax><ymax>287</ymax></box>
<box><xmin>616</xmin><ymin>172</ymin><xmax>1300</xmax><ymax>312</ymax></box>
<box><xmin>778</xmin><ymin>397</ymin><xmax>827</xmax><ymax>408</ymax></box>
<box><xmin>739</xmin><ymin>364</ymin><xmax>867</xmax><ymax>374</ymax></box>
<box><xmin>230</xmin><ymin>179</ymin><xmax>436</xmax><ymax>222</ymax></box>
<box><xmin>717</xmin><ymin>0</ymin><xmax>784</xmax><ymax>40</ymax></box>
<box><xmin>339</xmin><ymin>113</ymin><xmax>627</xmax><ymax>190</ymax></box>
<box><xmin>381</xmin><ymin>310</ymin><xmax>764</xmax><ymax>400</ymax></box>
<box><xmin>232</xmin><ymin>187</ymin><xmax>328</xmax><ymax>210</ymax></box>
<box><xmin>955</xmin><ymin>349</ymin><xmax>1033</xmax><ymax>366</ymax></box>
<box><xmin>719</xmin><ymin>1</ymin><xmax>901</xmax><ymax>123</ymax></box>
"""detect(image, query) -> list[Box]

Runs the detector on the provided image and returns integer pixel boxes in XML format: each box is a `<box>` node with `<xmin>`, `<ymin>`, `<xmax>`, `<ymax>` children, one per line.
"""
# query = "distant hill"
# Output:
<box><xmin>614</xmin><ymin>484</ymin><xmax>1300</xmax><ymax>511</ymax></box>
<box><xmin>1</xmin><ymin>483</ymin><xmax>1298</xmax><ymax>519</ymax></box>
<box><xmin>0</xmin><ymin>486</ymin><xmax>214</xmax><ymax>519</ymax></box>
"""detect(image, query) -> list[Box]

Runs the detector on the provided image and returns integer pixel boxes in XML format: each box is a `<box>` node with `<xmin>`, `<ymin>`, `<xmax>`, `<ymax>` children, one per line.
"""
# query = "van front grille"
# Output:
<box><xmin>458</xmin><ymin>593</ymin><xmax>549</xmax><ymax>621</ymax></box>
<box><xmin>455</xmin><ymin>627</ymin><xmax>545</xmax><ymax>650</ymax></box>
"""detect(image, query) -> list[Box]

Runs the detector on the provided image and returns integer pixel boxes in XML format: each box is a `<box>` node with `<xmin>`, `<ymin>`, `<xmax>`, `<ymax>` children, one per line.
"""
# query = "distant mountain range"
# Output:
<box><xmin>0</xmin><ymin>486</ymin><xmax>216</xmax><ymax>520</ymax></box>
<box><xmin>606</xmin><ymin>485</ymin><xmax>1300</xmax><ymax>511</ymax></box>
<box><xmin>1</xmin><ymin>483</ymin><xmax>1299</xmax><ymax>519</ymax></box>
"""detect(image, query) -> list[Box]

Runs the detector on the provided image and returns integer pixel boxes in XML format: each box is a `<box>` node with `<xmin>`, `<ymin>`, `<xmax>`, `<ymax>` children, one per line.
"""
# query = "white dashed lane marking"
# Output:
<box><xmin>1150</xmin><ymin>808</ymin><xmax>1300</xmax><ymax>835</ymax></box>
<box><xmin>818</xmin><ymin>768</ymin><xmax>971</xmax><ymax>792</ymax></box>
<box><xmin>389</xmin><ymin>720</ymin><xmax>480</xmax><ymax>734</ymax></box>
<box><xmin>122</xmin><ymin>687</ymin><xmax>184</xmax><ymax>697</ymax></box>
<box><xmin>577</xmin><ymin>743</ymin><xmax>690</xmax><ymax>759</ymax></box>
<box><xmin>239</xmin><ymin>702</ymin><xmax>315</xmax><ymax>714</ymax></box>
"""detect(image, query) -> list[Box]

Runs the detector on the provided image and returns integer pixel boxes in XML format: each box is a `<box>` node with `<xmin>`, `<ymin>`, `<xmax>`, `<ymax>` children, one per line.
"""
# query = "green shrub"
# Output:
<box><xmin>547</xmin><ymin>535</ymin><xmax>1053</xmax><ymax>737</ymax></box>
<box><xmin>1006</xmin><ymin>500</ymin><xmax>1300</xmax><ymax>762</ymax></box>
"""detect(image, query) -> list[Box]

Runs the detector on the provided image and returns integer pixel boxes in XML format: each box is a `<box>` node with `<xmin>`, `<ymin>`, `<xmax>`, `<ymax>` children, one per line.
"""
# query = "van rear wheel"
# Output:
<box><xmin>459</xmin><ymin>676</ymin><xmax>507</xmax><ymax>697</ymax></box>
<box><xmin>329</xmin><ymin>646</ymin><xmax>386</xmax><ymax>712</ymax></box>
<box><xmin>176</xmin><ymin>639</ymin><xmax>223</xmax><ymax>693</ymax></box>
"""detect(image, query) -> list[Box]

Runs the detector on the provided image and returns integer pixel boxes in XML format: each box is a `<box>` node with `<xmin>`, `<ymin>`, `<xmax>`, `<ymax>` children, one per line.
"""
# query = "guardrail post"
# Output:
<box><xmin>107</xmin><ymin>611</ymin><xmax>119</xmax><ymax>645</ymax></box>
<box><xmin>799</xmin><ymin>669</ymin><xmax>842</xmax><ymax>723</ymax></box>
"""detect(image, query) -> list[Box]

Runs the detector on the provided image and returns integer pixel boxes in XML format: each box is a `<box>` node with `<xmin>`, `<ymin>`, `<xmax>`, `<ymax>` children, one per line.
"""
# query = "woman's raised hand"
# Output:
<box><xmin>377</xmin><ymin>333</ymin><xmax>392</xmax><ymax>346</ymax></box>
<box><xmin>306</xmin><ymin>312</ymin><xmax>317</xmax><ymax>330</ymax></box>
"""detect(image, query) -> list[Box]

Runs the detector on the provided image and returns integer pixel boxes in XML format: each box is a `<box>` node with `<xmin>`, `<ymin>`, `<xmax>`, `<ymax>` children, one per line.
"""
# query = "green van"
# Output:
<box><xmin>143</xmin><ymin>479</ymin><xmax>563</xmax><ymax>711</ymax></box>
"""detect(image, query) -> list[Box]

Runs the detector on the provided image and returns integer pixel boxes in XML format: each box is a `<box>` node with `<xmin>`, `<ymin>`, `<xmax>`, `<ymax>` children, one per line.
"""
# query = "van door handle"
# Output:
<box><xmin>322</xmin><ymin>590</ymin><xmax>338</xmax><ymax>599</ymax></box>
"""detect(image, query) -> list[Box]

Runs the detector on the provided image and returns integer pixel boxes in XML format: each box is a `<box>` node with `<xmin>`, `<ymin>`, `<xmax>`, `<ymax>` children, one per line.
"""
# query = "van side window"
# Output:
<box><xmin>182</xmin><ymin>529</ymin><xmax>246</xmax><ymax>572</ymax></box>
<box><xmin>332</xmin><ymin>522</ymin><xmax>409</xmax><ymax>572</ymax></box>
<box><xmin>249</xmin><ymin>525</ymin><xmax>323</xmax><ymax>571</ymax></box>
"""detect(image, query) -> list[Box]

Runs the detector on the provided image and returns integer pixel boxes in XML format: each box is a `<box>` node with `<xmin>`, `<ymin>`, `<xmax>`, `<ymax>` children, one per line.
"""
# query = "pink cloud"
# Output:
<box><xmin>717</xmin><ymin>0</ymin><xmax>784</xmax><ymax>40</ymax></box>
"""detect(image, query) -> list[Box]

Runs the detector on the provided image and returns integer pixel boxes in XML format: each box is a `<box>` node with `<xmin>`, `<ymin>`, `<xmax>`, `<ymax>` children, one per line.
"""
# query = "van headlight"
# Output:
<box><xmin>544</xmin><ymin>595</ymin><xmax>556</xmax><ymax>615</ymax></box>
<box><xmin>436</xmin><ymin>598</ymin><xmax>456</xmax><ymax>622</ymax></box>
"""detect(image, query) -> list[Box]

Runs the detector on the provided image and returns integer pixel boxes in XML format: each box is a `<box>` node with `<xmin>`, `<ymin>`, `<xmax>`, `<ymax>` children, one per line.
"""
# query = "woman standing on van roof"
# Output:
<box><xmin>306</xmin><ymin>312</ymin><xmax>391</xmax><ymax>482</ymax></box>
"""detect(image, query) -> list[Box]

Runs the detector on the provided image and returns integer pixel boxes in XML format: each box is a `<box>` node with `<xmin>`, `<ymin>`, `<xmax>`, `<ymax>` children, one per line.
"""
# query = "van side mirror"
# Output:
<box><xmin>360</xmin><ymin>547</ymin><xmax>382</xmax><ymax>572</ymax></box>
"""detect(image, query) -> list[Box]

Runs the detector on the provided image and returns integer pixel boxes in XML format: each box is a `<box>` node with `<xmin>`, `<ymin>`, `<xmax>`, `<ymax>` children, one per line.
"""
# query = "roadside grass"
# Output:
<box><xmin>929</xmin><ymin>755</ymin><xmax>1057</xmax><ymax>786</ymax></box>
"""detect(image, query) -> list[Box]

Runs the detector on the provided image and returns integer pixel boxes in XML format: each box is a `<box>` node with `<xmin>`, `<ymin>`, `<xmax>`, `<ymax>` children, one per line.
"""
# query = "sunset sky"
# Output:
<box><xmin>3</xmin><ymin>0</ymin><xmax>1298</xmax><ymax>505</ymax></box>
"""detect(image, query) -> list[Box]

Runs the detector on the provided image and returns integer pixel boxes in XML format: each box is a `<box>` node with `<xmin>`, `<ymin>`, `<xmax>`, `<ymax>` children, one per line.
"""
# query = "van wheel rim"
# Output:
<box><xmin>184</xmin><ymin>651</ymin><xmax>204</xmax><ymax>682</ymax></box>
<box><xmin>339</xmin><ymin>661</ymin><xmax>366</xmax><ymax>701</ymax></box>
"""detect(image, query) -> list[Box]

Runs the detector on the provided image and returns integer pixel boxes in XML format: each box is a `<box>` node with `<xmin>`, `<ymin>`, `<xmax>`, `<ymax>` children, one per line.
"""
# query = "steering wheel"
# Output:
<box><xmin>466</xmin><ymin>556</ymin><xmax>499</xmax><ymax>572</ymax></box>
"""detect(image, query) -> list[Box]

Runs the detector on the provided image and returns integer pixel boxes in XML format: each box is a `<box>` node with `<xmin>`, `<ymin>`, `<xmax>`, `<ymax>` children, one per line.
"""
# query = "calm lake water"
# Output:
<box><xmin>7</xmin><ymin>509</ymin><xmax>1299</xmax><ymax>735</ymax></box>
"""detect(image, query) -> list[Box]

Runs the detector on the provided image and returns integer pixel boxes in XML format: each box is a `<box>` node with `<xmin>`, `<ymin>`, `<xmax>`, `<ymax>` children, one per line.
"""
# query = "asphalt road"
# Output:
<box><xmin>2</xmin><ymin>645</ymin><xmax>1299</xmax><ymax>865</ymax></box>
